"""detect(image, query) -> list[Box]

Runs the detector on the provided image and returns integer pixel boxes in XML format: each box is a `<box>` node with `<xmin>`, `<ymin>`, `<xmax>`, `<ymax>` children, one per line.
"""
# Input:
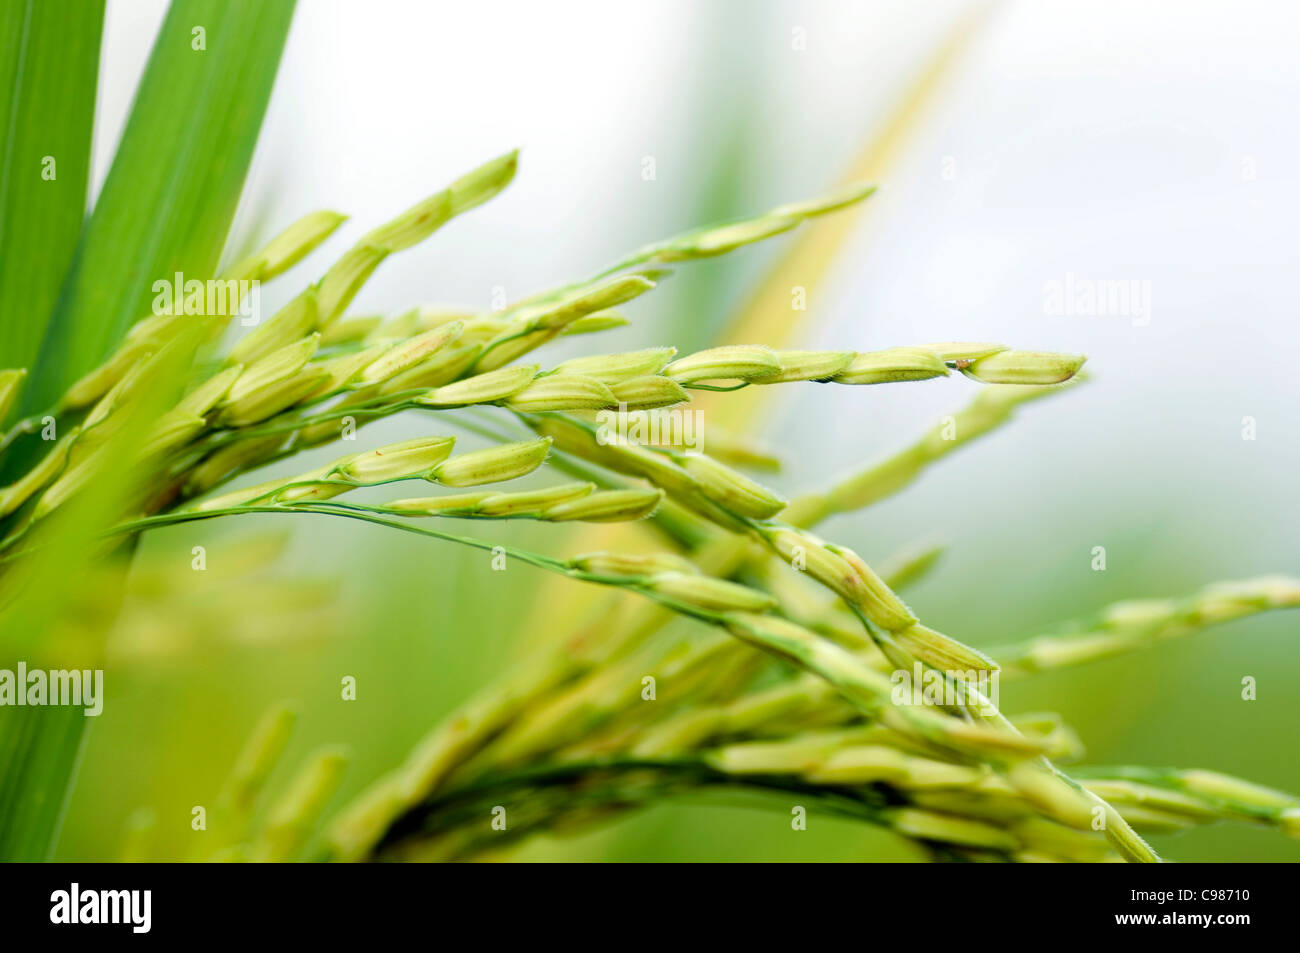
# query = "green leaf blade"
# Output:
<box><xmin>25</xmin><ymin>0</ymin><xmax>298</xmax><ymax>412</ymax></box>
<box><xmin>0</xmin><ymin>0</ymin><xmax>105</xmax><ymax>377</ymax></box>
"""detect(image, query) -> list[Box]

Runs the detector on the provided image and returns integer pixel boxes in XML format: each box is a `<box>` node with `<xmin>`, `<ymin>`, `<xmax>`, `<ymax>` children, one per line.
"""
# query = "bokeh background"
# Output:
<box><xmin>59</xmin><ymin>0</ymin><xmax>1300</xmax><ymax>860</ymax></box>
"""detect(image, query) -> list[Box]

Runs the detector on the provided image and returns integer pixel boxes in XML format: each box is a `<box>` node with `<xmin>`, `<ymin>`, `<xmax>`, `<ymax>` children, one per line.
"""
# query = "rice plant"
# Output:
<box><xmin>1</xmin><ymin>0</ymin><xmax>1295</xmax><ymax>864</ymax></box>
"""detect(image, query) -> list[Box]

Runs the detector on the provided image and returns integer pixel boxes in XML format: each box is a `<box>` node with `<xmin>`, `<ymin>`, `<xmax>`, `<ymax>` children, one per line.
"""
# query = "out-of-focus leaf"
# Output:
<box><xmin>0</xmin><ymin>328</ymin><xmax>202</xmax><ymax>861</ymax></box>
<box><xmin>0</xmin><ymin>0</ymin><xmax>104</xmax><ymax>380</ymax></box>
<box><xmin>24</xmin><ymin>0</ymin><xmax>298</xmax><ymax>412</ymax></box>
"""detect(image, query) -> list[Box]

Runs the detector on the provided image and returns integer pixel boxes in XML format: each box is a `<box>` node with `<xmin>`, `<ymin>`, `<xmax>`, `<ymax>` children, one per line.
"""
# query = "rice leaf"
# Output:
<box><xmin>24</xmin><ymin>0</ymin><xmax>297</xmax><ymax>412</ymax></box>
<box><xmin>0</xmin><ymin>0</ymin><xmax>104</xmax><ymax>379</ymax></box>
